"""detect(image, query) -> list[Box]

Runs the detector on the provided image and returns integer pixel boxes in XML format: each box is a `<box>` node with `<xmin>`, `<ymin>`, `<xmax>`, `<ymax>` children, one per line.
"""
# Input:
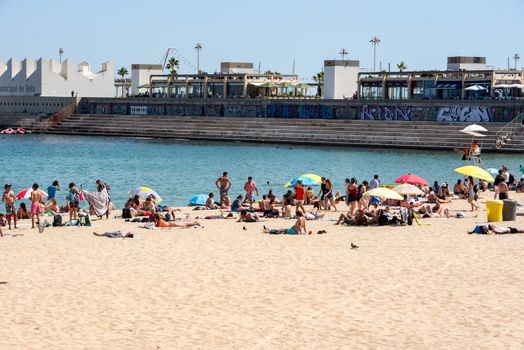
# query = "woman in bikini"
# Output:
<box><xmin>152</xmin><ymin>213</ymin><xmax>200</xmax><ymax>228</ymax></box>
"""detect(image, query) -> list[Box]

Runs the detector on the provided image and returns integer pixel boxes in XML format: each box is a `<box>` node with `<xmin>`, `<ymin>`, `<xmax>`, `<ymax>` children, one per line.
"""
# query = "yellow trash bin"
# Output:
<box><xmin>486</xmin><ymin>200</ymin><xmax>503</xmax><ymax>222</ymax></box>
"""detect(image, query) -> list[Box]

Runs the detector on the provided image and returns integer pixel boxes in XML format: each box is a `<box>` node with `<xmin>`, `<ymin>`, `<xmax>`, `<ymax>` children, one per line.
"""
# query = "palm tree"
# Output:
<box><xmin>312</xmin><ymin>71</ymin><xmax>324</xmax><ymax>97</ymax></box>
<box><xmin>397</xmin><ymin>61</ymin><xmax>407</xmax><ymax>72</ymax></box>
<box><xmin>166</xmin><ymin>57</ymin><xmax>180</xmax><ymax>95</ymax></box>
<box><xmin>117</xmin><ymin>67</ymin><xmax>128</xmax><ymax>97</ymax></box>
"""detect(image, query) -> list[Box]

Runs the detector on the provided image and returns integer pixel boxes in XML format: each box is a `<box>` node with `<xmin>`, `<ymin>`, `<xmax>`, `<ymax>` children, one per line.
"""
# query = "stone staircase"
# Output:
<box><xmin>27</xmin><ymin>113</ymin><xmax>524</xmax><ymax>152</ymax></box>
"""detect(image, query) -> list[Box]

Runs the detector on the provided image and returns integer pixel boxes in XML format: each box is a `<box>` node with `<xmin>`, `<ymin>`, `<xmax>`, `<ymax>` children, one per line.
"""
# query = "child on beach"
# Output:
<box><xmin>2</xmin><ymin>183</ymin><xmax>17</xmax><ymax>229</ymax></box>
<box><xmin>66</xmin><ymin>183</ymin><xmax>81</xmax><ymax>222</ymax></box>
<box><xmin>263</xmin><ymin>211</ymin><xmax>310</xmax><ymax>235</ymax></box>
<box><xmin>30</xmin><ymin>183</ymin><xmax>44</xmax><ymax>229</ymax></box>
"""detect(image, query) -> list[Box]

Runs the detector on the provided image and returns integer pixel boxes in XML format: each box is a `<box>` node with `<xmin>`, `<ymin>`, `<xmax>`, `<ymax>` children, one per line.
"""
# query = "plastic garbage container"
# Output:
<box><xmin>502</xmin><ymin>199</ymin><xmax>518</xmax><ymax>221</ymax></box>
<box><xmin>486</xmin><ymin>200</ymin><xmax>503</xmax><ymax>222</ymax></box>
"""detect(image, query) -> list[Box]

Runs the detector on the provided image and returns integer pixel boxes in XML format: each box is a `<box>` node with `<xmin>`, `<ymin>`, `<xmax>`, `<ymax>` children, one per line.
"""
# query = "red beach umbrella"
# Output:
<box><xmin>394</xmin><ymin>173</ymin><xmax>428</xmax><ymax>186</ymax></box>
<box><xmin>15</xmin><ymin>188</ymin><xmax>48</xmax><ymax>200</ymax></box>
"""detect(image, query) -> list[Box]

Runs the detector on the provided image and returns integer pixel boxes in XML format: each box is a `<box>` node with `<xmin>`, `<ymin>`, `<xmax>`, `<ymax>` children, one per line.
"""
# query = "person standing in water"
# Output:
<box><xmin>2</xmin><ymin>183</ymin><xmax>17</xmax><ymax>229</ymax></box>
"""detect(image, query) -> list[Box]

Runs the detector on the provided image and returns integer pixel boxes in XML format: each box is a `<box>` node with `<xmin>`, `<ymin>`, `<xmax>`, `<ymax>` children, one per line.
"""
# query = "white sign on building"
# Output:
<box><xmin>0</xmin><ymin>58</ymin><xmax>114</xmax><ymax>97</ymax></box>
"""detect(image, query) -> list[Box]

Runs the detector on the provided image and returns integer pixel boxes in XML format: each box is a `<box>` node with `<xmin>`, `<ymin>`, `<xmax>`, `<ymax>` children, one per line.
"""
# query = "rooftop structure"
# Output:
<box><xmin>323</xmin><ymin>60</ymin><xmax>360</xmax><ymax>99</ymax></box>
<box><xmin>447</xmin><ymin>56</ymin><xmax>488</xmax><ymax>71</ymax></box>
<box><xmin>220</xmin><ymin>62</ymin><xmax>254</xmax><ymax>74</ymax></box>
<box><xmin>0</xmin><ymin>58</ymin><xmax>114</xmax><ymax>97</ymax></box>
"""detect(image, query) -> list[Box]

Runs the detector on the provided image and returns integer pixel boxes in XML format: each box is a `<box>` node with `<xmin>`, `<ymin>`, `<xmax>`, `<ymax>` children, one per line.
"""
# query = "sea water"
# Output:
<box><xmin>0</xmin><ymin>134</ymin><xmax>521</xmax><ymax>207</ymax></box>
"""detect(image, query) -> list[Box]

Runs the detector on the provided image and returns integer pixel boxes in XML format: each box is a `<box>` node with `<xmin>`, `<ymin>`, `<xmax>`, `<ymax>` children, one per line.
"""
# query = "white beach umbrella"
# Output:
<box><xmin>465</xmin><ymin>85</ymin><xmax>487</xmax><ymax>91</ymax></box>
<box><xmin>460</xmin><ymin>124</ymin><xmax>488</xmax><ymax>133</ymax></box>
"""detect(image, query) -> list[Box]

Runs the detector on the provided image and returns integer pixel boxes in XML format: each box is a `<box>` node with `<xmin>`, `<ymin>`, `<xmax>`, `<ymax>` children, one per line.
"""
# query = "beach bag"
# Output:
<box><xmin>122</xmin><ymin>208</ymin><xmax>132</xmax><ymax>219</ymax></box>
<box><xmin>79</xmin><ymin>214</ymin><xmax>91</xmax><ymax>227</ymax></box>
<box><xmin>53</xmin><ymin>214</ymin><xmax>63</xmax><ymax>227</ymax></box>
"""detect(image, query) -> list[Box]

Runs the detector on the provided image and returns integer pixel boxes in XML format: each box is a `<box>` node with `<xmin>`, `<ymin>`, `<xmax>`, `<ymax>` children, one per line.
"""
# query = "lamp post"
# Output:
<box><xmin>195</xmin><ymin>43</ymin><xmax>202</xmax><ymax>73</ymax></box>
<box><xmin>59</xmin><ymin>48</ymin><xmax>64</xmax><ymax>64</ymax></box>
<box><xmin>339</xmin><ymin>48</ymin><xmax>348</xmax><ymax>61</ymax></box>
<box><xmin>369</xmin><ymin>36</ymin><xmax>381</xmax><ymax>72</ymax></box>
<box><xmin>513</xmin><ymin>53</ymin><xmax>520</xmax><ymax>70</ymax></box>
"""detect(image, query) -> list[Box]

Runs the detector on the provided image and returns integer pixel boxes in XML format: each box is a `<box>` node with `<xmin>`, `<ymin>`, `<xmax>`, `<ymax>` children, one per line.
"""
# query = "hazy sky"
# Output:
<box><xmin>1</xmin><ymin>0</ymin><xmax>523</xmax><ymax>81</ymax></box>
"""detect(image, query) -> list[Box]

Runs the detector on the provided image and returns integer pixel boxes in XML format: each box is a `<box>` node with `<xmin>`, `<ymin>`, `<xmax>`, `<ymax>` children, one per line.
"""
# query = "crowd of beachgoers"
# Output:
<box><xmin>2</xmin><ymin>166</ymin><xmax>524</xmax><ymax>238</ymax></box>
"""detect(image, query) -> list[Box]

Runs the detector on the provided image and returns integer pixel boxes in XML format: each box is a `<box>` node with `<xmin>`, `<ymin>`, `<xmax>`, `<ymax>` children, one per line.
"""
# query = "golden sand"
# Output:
<box><xmin>1</xmin><ymin>192</ymin><xmax>523</xmax><ymax>349</ymax></box>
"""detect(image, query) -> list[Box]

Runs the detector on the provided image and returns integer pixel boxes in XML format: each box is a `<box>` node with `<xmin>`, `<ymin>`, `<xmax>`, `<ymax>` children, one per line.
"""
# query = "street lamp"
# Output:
<box><xmin>369</xmin><ymin>36</ymin><xmax>381</xmax><ymax>72</ymax></box>
<box><xmin>513</xmin><ymin>53</ymin><xmax>520</xmax><ymax>70</ymax></box>
<box><xmin>339</xmin><ymin>48</ymin><xmax>348</xmax><ymax>61</ymax></box>
<box><xmin>195</xmin><ymin>43</ymin><xmax>203</xmax><ymax>73</ymax></box>
<box><xmin>59</xmin><ymin>48</ymin><xmax>64</xmax><ymax>64</ymax></box>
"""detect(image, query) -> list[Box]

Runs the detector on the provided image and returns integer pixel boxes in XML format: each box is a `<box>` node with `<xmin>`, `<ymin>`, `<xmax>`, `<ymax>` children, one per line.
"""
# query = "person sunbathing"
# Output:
<box><xmin>305</xmin><ymin>208</ymin><xmax>325</xmax><ymax>220</ymax></box>
<box><xmin>263</xmin><ymin>211</ymin><xmax>310</xmax><ymax>235</ymax></box>
<box><xmin>205</xmin><ymin>193</ymin><xmax>219</xmax><ymax>209</ymax></box>
<box><xmin>237</xmin><ymin>210</ymin><xmax>259</xmax><ymax>223</ymax></box>
<box><xmin>469</xmin><ymin>224</ymin><xmax>524</xmax><ymax>235</ymax></box>
<box><xmin>17</xmin><ymin>203</ymin><xmax>30</xmax><ymax>219</ymax></box>
<box><xmin>153</xmin><ymin>213</ymin><xmax>200</xmax><ymax>228</ymax></box>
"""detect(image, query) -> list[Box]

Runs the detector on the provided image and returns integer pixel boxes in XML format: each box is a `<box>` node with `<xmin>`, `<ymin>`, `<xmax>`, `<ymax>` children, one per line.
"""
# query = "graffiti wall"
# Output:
<box><xmin>84</xmin><ymin>98</ymin><xmax>523</xmax><ymax>123</ymax></box>
<box><xmin>436</xmin><ymin>106</ymin><xmax>490</xmax><ymax>122</ymax></box>
<box><xmin>360</xmin><ymin>105</ymin><xmax>414</xmax><ymax>120</ymax></box>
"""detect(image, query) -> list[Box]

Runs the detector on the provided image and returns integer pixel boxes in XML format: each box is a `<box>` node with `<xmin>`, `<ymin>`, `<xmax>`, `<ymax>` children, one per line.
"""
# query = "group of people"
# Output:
<box><xmin>0</xmin><ymin>179</ymin><xmax>112</xmax><ymax>235</ymax></box>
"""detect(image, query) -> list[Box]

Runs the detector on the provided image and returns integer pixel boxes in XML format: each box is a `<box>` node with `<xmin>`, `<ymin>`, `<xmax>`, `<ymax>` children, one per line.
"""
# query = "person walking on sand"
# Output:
<box><xmin>467</xmin><ymin>176</ymin><xmax>479</xmax><ymax>211</ymax></box>
<box><xmin>216</xmin><ymin>172</ymin><xmax>232</xmax><ymax>198</ymax></box>
<box><xmin>30</xmin><ymin>183</ymin><xmax>44</xmax><ymax>229</ymax></box>
<box><xmin>243</xmin><ymin>176</ymin><xmax>259</xmax><ymax>204</ymax></box>
<box><xmin>2</xmin><ymin>183</ymin><xmax>17</xmax><ymax>229</ymax></box>
<box><xmin>324</xmin><ymin>179</ymin><xmax>337</xmax><ymax>211</ymax></box>
<box><xmin>294</xmin><ymin>180</ymin><xmax>307</xmax><ymax>215</ymax></box>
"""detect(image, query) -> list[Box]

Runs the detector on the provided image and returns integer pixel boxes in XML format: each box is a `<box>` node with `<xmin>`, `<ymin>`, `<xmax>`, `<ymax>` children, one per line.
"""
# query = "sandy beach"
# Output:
<box><xmin>1</xmin><ymin>192</ymin><xmax>524</xmax><ymax>349</ymax></box>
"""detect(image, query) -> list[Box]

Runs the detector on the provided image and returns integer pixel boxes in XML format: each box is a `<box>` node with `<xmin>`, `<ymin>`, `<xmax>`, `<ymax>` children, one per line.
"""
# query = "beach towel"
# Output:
<box><xmin>83</xmin><ymin>189</ymin><xmax>109</xmax><ymax>217</ymax></box>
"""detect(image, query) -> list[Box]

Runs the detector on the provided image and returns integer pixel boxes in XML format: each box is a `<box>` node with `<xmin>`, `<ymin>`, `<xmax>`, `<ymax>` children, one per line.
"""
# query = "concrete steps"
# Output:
<box><xmin>34</xmin><ymin>113</ymin><xmax>524</xmax><ymax>152</ymax></box>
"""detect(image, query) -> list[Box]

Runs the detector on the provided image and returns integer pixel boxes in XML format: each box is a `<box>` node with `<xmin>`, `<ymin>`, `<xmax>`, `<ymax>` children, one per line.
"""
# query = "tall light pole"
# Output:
<box><xmin>339</xmin><ymin>48</ymin><xmax>348</xmax><ymax>61</ymax></box>
<box><xmin>513</xmin><ymin>53</ymin><xmax>520</xmax><ymax>70</ymax></box>
<box><xmin>59</xmin><ymin>48</ymin><xmax>64</xmax><ymax>64</ymax></box>
<box><xmin>369</xmin><ymin>36</ymin><xmax>381</xmax><ymax>72</ymax></box>
<box><xmin>195</xmin><ymin>43</ymin><xmax>202</xmax><ymax>73</ymax></box>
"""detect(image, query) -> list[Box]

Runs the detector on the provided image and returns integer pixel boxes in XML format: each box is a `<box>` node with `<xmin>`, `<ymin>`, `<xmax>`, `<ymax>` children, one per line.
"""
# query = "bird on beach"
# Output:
<box><xmin>351</xmin><ymin>242</ymin><xmax>359</xmax><ymax>249</ymax></box>
<box><xmin>243</xmin><ymin>226</ymin><xmax>247</xmax><ymax>231</ymax></box>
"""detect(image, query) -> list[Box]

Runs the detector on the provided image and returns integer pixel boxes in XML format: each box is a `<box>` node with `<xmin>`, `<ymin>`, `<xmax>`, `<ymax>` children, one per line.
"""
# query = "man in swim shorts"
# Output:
<box><xmin>263</xmin><ymin>211</ymin><xmax>309</xmax><ymax>235</ymax></box>
<box><xmin>2</xmin><ymin>183</ymin><xmax>17</xmax><ymax>229</ymax></box>
<box><xmin>215</xmin><ymin>172</ymin><xmax>232</xmax><ymax>198</ymax></box>
<box><xmin>243</xmin><ymin>176</ymin><xmax>259</xmax><ymax>204</ymax></box>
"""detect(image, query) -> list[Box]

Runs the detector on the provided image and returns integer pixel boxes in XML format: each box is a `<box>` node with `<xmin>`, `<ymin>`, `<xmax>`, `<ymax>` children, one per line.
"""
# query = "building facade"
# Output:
<box><xmin>0</xmin><ymin>58</ymin><xmax>114</xmax><ymax>97</ymax></box>
<box><xmin>323</xmin><ymin>60</ymin><xmax>360</xmax><ymax>99</ymax></box>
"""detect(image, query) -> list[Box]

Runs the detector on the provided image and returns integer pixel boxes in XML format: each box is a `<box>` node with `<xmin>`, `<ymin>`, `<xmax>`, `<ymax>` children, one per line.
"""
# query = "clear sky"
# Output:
<box><xmin>1</xmin><ymin>0</ymin><xmax>523</xmax><ymax>81</ymax></box>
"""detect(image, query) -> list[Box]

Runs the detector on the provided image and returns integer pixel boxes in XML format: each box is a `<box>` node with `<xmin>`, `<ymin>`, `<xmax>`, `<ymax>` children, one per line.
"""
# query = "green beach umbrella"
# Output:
<box><xmin>293</xmin><ymin>83</ymin><xmax>310</xmax><ymax>89</ymax></box>
<box><xmin>259</xmin><ymin>81</ymin><xmax>279</xmax><ymax>88</ymax></box>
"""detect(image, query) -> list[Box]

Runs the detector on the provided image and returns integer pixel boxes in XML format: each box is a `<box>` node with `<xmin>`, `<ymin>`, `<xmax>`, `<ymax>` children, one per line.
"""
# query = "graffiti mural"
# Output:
<box><xmin>490</xmin><ymin>107</ymin><xmax>523</xmax><ymax>123</ymax></box>
<box><xmin>436</xmin><ymin>106</ymin><xmax>490</xmax><ymax>122</ymax></box>
<box><xmin>360</xmin><ymin>105</ymin><xmax>413</xmax><ymax>120</ymax></box>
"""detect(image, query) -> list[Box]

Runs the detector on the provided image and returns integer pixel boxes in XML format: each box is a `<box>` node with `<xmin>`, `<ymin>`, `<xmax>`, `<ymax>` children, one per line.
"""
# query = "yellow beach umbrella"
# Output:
<box><xmin>364</xmin><ymin>187</ymin><xmax>403</xmax><ymax>200</ymax></box>
<box><xmin>284</xmin><ymin>173</ymin><xmax>322</xmax><ymax>187</ymax></box>
<box><xmin>393</xmin><ymin>184</ymin><xmax>424</xmax><ymax>196</ymax></box>
<box><xmin>454</xmin><ymin>165</ymin><xmax>495</xmax><ymax>182</ymax></box>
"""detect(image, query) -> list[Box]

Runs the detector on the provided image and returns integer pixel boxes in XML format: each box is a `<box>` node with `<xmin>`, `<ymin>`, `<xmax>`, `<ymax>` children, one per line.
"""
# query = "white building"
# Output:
<box><xmin>131</xmin><ymin>64</ymin><xmax>163</xmax><ymax>95</ymax></box>
<box><xmin>0</xmin><ymin>58</ymin><xmax>114</xmax><ymax>97</ymax></box>
<box><xmin>447</xmin><ymin>56</ymin><xmax>488</xmax><ymax>71</ymax></box>
<box><xmin>323</xmin><ymin>60</ymin><xmax>360</xmax><ymax>99</ymax></box>
<box><xmin>220</xmin><ymin>62</ymin><xmax>254</xmax><ymax>74</ymax></box>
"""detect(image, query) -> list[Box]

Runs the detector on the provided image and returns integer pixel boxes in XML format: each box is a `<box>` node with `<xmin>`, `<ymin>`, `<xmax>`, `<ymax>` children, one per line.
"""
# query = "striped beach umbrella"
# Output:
<box><xmin>284</xmin><ymin>173</ymin><xmax>322</xmax><ymax>187</ymax></box>
<box><xmin>15</xmin><ymin>188</ymin><xmax>48</xmax><ymax>199</ymax></box>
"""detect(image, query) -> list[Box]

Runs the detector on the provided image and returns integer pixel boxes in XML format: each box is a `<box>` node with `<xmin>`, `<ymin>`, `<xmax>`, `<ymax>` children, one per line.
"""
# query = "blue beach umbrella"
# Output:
<box><xmin>188</xmin><ymin>194</ymin><xmax>208</xmax><ymax>206</ymax></box>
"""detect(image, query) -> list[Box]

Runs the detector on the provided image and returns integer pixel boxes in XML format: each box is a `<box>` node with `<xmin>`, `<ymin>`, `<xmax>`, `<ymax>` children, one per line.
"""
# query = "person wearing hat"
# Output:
<box><xmin>1</xmin><ymin>183</ymin><xmax>17</xmax><ymax>229</ymax></box>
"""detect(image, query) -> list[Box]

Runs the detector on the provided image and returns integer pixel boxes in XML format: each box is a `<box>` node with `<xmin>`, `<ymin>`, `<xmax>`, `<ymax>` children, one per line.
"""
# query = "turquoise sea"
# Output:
<box><xmin>0</xmin><ymin>134</ymin><xmax>522</xmax><ymax>207</ymax></box>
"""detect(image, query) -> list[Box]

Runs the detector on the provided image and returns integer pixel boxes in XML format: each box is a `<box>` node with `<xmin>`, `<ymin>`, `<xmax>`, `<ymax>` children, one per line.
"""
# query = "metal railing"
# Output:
<box><xmin>495</xmin><ymin>112</ymin><xmax>522</xmax><ymax>149</ymax></box>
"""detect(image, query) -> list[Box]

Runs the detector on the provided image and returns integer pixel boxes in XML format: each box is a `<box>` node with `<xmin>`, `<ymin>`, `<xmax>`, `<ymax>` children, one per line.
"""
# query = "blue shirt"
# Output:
<box><xmin>47</xmin><ymin>185</ymin><xmax>59</xmax><ymax>200</ymax></box>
